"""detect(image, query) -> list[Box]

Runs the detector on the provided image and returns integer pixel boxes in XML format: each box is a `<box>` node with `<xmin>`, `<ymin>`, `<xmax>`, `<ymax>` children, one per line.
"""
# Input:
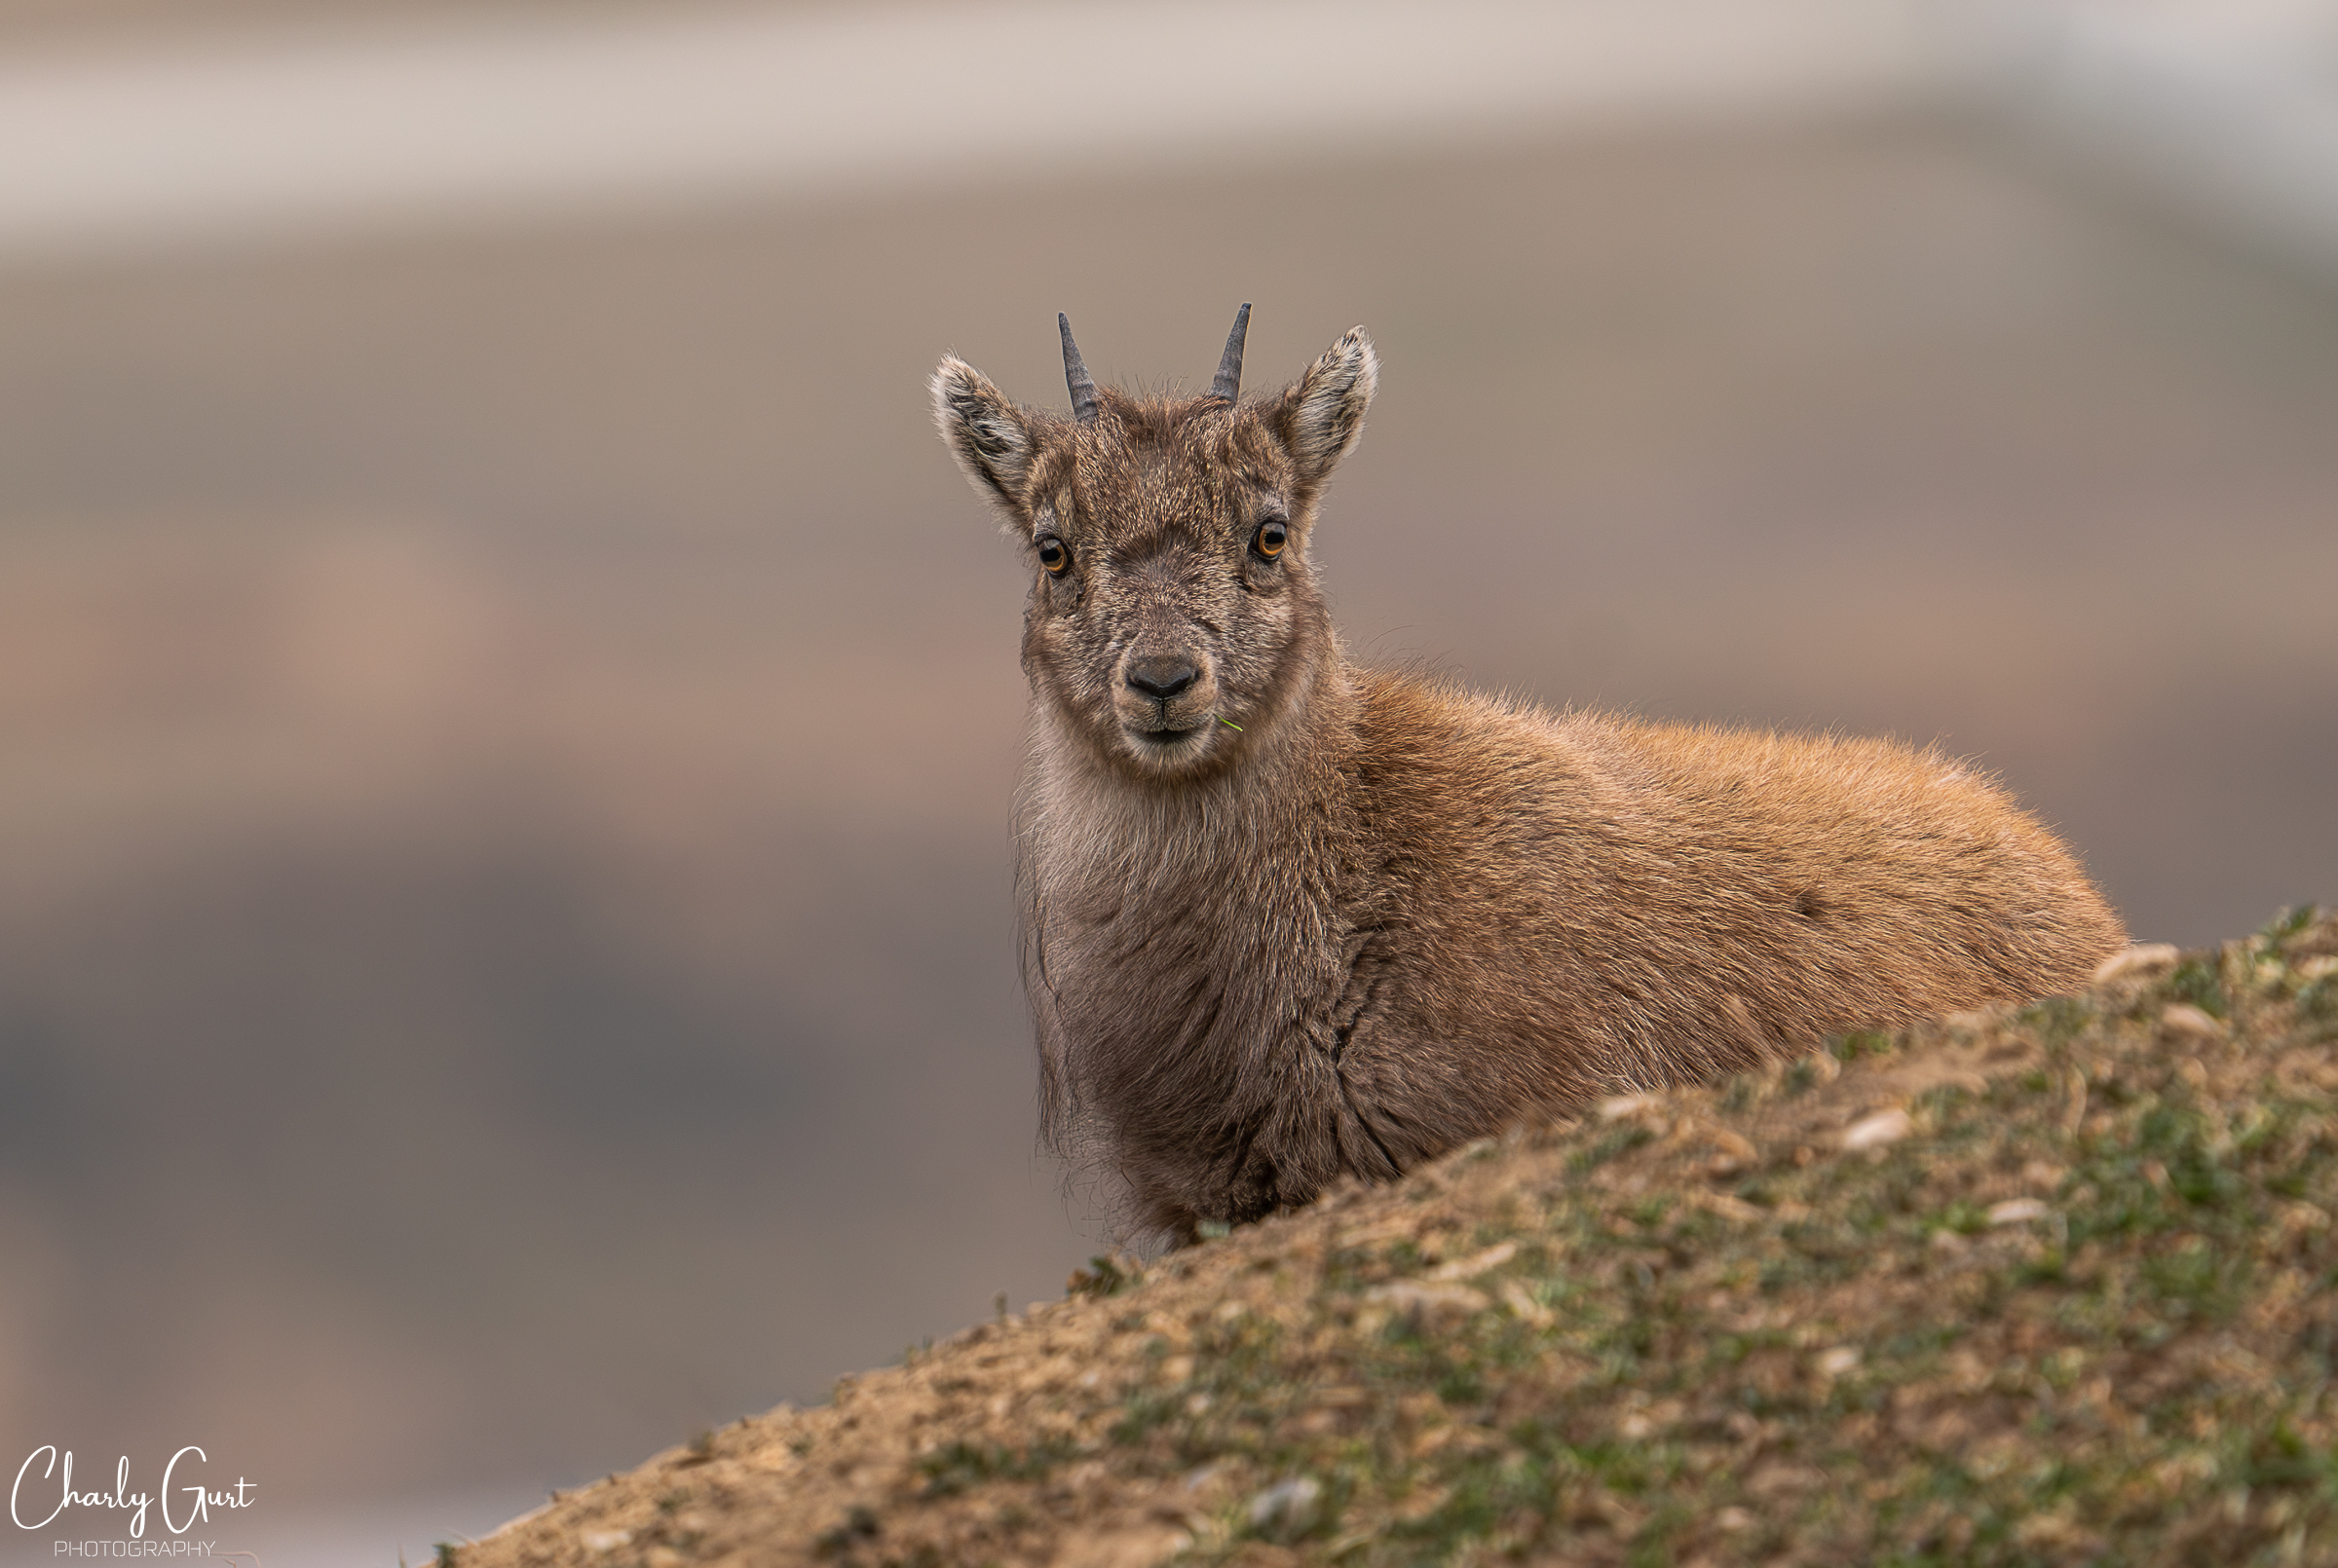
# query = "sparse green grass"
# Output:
<box><xmin>1080</xmin><ymin>908</ymin><xmax>2338</xmax><ymax>1565</ymax></box>
<box><xmin>914</xmin><ymin>1436</ymin><xmax>1077</xmax><ymax>1498</ymax></box>
<box><xmin>460</xmin><ymin>909</ymin><xmax>2338</xmax><ymax>1568</ymax></box>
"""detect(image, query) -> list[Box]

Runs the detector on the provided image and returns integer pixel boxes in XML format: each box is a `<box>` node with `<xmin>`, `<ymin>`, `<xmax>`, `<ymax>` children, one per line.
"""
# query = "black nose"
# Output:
<box><xmin>1126</xmin><ymin>657</ymin><xmax>1198</xmax><ymax>701</ymax></box>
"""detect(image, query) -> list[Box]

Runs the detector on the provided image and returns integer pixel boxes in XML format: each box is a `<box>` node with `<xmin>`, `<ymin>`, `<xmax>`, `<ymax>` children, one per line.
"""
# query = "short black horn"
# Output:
<box><xmin>1209</xmin><ymin>303</ymin><xmax>1251</xmax><ymax>403</ymax></box>
<box><xmin>1059</xmin><ymin>312</ymin><xmax>1100</xmax><ymax>423</ymax></box>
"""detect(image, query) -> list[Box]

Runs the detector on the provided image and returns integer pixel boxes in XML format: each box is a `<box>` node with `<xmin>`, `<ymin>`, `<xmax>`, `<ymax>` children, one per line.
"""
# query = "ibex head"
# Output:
<box><xmin>933</xmin><ymin>308</ymin><xmax>1378</xmax><ymax>780</ymax></box>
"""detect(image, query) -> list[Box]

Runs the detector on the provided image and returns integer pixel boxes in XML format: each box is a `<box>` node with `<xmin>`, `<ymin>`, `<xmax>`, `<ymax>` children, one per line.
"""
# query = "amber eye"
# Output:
<box><xmin>1037</xmin><ymin>537</ymin><xmax>1070</xmax><ymax>576</ymax></box>
<box><xmin>1253</xmin><ymin>519</ymin><xmax>1289</xmax><ymax>558</ymax></box>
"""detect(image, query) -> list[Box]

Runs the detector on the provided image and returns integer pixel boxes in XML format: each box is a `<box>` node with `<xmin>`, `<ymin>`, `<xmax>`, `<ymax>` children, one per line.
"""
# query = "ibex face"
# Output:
<box><xmin>933</xmin><ymin>310</ymin><xmax>1377</xmax><ymax>779</ymax></box>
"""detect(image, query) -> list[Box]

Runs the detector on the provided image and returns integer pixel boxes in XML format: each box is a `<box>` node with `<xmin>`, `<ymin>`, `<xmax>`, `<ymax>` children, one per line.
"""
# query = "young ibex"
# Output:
<box><xmin>933</xmin><ymin>307</ymin><xmax>2127</xmax><ymax>1242</ymax></box>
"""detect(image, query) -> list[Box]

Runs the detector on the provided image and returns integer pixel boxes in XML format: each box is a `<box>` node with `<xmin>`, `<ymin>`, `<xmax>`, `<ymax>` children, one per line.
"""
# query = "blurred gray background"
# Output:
<box><xmin>2</xmin><ymin>1</ymin><xmax>2335</xmax><ymax>1562</ymax></box>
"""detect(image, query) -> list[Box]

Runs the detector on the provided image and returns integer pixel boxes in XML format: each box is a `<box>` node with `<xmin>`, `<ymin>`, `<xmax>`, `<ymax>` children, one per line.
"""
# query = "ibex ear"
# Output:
<box><xmin>1275</xmin><ymin>327</ymin><xmax>1377</xmax><ymax>486</ymax></box>
<box><xmin>932</xmin><ymin>355</ymin><xmax>1037</xmax><ymax>515</ymax></box>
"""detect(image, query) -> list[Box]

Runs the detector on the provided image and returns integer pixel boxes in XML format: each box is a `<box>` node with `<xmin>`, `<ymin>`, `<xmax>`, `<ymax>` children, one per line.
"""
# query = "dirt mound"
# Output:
<box><xmin>454</xmin><ymin>909</ymin><xmax>2338</xmax><ymax>1567</ymax></box>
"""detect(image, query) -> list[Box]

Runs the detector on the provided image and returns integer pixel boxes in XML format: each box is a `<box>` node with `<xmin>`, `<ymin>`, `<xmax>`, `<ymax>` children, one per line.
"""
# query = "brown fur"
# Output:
<box><xmin>933</xmin><ymin>321</ymin><xmax>2127</xmax><ymax>1242</ymax></box>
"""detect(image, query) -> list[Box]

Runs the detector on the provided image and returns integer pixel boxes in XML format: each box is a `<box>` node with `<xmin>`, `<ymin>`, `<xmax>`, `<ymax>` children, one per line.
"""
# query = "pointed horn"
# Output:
<box><xmin>1209</xmin><ymin>303</ymin><xmax>1251</xmax><ymax>403</ymax></box>
<box><xmin>1058</xmin><ymin>312</ymin><xmax>1100</xmax><ymax>423</ymax></box>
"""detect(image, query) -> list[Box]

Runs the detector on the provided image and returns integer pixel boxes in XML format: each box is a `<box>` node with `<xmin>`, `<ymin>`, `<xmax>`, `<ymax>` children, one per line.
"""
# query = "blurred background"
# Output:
<box><xmin>2</xmin><ymin>0</ymin><xmax>2334</xmax><ymax>1561</ymax></box>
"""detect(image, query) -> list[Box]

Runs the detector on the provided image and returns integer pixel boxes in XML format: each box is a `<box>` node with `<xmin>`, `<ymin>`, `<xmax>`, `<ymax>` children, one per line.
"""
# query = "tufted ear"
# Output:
<box><xmin>932</xmin><ymin>355</ymin><xmax>1037</xmax><ymax>517</ymax></box>
<box><xmin>1274</xmin><ymin>326</ymin><xmax>1377</xmax><ymax>486</ymax></box>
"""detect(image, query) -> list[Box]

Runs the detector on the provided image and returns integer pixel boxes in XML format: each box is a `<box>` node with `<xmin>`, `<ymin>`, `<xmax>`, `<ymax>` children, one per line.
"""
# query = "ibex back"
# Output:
<box><xmin>934</xmin><ymin>307</ymin><xmax>2127</xmax><ymax>1243</ymax></box>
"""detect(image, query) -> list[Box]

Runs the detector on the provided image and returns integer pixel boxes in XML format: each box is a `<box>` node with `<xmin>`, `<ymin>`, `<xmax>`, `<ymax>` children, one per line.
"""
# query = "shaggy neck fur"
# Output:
<box><xmin>1023</xmin><ymin>622</ymin><xmax>1372</xmax><ymax>1229</ymax></box>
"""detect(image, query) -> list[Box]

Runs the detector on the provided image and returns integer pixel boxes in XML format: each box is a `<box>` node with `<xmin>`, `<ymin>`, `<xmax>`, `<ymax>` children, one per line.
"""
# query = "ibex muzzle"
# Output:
<box><xmin>933</xmin><ymin>308</ymin><xmax>2127</xmax><ymax>1245</ymax></box>
<box><xmin>1124</xmin><ymin>657</ymin><xmax>1197</xmax><ymax>701</ymax></box>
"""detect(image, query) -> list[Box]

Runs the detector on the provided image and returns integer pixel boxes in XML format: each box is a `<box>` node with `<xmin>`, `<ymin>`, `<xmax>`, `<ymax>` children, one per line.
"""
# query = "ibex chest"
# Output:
<box><xmin>1025</xmin><ymin>792</ymin><xmax>1356</xmax><ymax>1078</ymax></box>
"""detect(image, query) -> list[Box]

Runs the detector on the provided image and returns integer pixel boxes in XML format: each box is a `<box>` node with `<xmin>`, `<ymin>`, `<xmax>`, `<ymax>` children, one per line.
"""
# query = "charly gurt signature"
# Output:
<box><xmin>11</xmin><ymin>1448</ymin><xmax>254</xmax><ymax>1539</ymax></box>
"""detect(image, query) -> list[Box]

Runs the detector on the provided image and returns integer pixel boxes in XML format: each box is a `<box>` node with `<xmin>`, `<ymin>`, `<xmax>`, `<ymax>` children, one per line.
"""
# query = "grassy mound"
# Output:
<box><xmin>458</xmin><ymin>909</ymin><xmax>2338</xmax><ymax>1568</ymax></box>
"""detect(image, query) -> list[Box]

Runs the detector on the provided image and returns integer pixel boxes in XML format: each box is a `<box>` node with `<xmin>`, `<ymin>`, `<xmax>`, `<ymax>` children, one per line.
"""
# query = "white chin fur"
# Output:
<box><xmin>1121</xmin><ymin>725</ymin><xmax>1214</xmax><ymax>769</ymax></box>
